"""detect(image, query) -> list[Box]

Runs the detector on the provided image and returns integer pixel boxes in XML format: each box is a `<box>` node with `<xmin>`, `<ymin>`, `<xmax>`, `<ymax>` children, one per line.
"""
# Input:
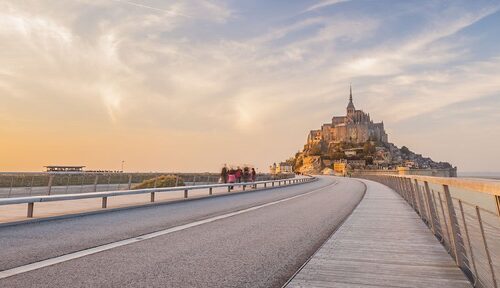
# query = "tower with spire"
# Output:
<box><xmin>347</xmin><ymin>84</ymin><xmax>355</xmax><ymax>115</ymax></box>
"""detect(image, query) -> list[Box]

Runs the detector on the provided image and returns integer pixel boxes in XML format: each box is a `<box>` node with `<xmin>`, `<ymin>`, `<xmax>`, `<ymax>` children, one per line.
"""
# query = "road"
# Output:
<box><xmin>0</xmin><ymin>176</ymin><xmax>365</xmax><ymax>288</ymax></box>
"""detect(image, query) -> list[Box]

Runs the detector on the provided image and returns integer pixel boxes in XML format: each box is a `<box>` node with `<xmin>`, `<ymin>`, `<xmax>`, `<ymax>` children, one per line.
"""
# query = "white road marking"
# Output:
<box><xmin>0</xmin><ymin>181</ymin><xmax>337</xmax><ymax>280</ymax></box>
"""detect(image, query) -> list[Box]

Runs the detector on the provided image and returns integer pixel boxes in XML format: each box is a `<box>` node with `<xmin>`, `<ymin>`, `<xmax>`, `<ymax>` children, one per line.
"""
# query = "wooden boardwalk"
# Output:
<box><xmin>286</xmin><ymin>178</ymin><xmax>472</xmax><ymax>288</ymax></box>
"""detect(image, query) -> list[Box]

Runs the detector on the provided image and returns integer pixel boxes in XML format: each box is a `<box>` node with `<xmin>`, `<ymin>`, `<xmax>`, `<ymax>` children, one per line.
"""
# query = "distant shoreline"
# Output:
<box><xmin>458</xmin><ymin>172</ymin><xmax>500</xmax><ymax>180</ymax></box>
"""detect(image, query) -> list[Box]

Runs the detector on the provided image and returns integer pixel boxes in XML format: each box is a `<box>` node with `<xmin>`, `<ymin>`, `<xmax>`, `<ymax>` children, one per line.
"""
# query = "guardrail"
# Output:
<box><xmin>356</xmin><ymin>174</ymin><xmax>499</xmax><ymax>288</ymax></box>
<box><xmin>0</xmin><ymin>172</ymin><xmax>295</xmax><ymax>198</ymax></box>
<box><xmin>0</xmin><ymin>176</ymin><xmax>315</xmax><ymax>219</ymax></box>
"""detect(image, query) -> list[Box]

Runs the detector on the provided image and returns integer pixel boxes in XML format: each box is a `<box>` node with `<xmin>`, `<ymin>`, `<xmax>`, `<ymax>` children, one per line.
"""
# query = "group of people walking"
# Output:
<box><xmin>220</xmin><ymin>165</ymin><xmax>256</xmax><ymax>186</ymax></box>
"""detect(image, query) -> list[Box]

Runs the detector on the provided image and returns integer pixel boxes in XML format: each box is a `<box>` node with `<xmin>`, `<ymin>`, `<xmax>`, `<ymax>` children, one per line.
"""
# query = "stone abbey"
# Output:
<box><xmin>307</xmin><ymin>86</ymin><xmax>388</xmax><ymax>149</ymax></box>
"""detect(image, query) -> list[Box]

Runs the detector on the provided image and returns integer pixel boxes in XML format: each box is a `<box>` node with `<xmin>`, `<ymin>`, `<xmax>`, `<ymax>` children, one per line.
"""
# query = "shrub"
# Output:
<box><xmin>133</xmin><ymin>175</ymin><xmax>184</xmax><ymax>189</ymax></box>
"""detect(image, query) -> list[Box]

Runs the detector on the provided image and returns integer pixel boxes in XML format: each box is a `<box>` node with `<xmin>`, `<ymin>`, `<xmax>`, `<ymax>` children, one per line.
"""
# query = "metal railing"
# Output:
<box><xmin>0</xmin><ymin>172</ymin><xmax>294</xmax><ymax>198</ymax></box>
<box><xmin>356</xmin><ymin>174</ymin><xmax>499</xmax><ymax>288</ymax></box>
<box><xmin>0</xmin><ymin>176</ymin><xmax>315</xmax><ymax>219</ymax></box>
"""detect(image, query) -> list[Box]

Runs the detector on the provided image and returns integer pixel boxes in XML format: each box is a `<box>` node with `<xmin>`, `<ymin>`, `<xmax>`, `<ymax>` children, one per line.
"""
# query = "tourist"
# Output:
<box><xmin>251</xmin><ymin>168</ymin><xmax>256</xmax><ymax>188</ymax></box>
<box><xmin>228</xmin><ymin>169</ymin><xmax>236</xmax><ymax>190</ymax></box>
<box><xmin>243</xmin><ymin>167</ymin><xmax>250</xmax><ymax>182</ymax></box>
<box><xmin>235</xmin><ymin>167</ymin><xmax>242</xmax><ymax>183</ymax></box>
<box><xmin>220</xmin><ymin>164</ymin><xmax>228</xmax><ymax>183</ymax></box>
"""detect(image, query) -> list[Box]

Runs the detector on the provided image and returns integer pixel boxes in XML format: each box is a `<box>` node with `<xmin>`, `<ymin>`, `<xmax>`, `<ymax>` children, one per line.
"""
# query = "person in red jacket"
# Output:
<box><xmin>235</xmin><ymin>167</ymin><xmax>242</xmax><ymax>183</ymax></box>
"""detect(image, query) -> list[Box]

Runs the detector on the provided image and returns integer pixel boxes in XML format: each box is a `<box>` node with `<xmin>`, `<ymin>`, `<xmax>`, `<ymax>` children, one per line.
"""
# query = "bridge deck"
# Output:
<box><xmin>286</xmin><ymin>178</ymin><xmax>471</xmax><ymax>288</ymax></box>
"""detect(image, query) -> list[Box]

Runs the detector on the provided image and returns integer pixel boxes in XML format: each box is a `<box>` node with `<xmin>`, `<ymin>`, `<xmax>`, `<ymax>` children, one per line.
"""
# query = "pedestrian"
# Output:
<box><xmin>251</xmin><ymin>168</ymin><xmax>256</xmax><ymax>188</ymax></box>
<box><xmin>228</xmin><ymin>169</ymin><xmax>236</xmax><ymax>190</ymax></box>
<box><xmin>221</xmin><ymin>164</ymin><xmax>228</xmax><ymax>183</ymax></box>
<box><xmin>235</xmin><ymin>167</ymin><xmax>242</xmax><ymax>183</ymax></box>
<box><xmin>243</xmin><ymin>167</ymin><xmax>250</xmax><ymax>182</ymax></box>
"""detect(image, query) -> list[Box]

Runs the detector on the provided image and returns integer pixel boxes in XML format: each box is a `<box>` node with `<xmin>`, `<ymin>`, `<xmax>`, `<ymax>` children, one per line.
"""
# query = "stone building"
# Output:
<box><xmin>306</xmin><ymin>86</ymin><xmax>388</xmax><ymax>150</ymax></box>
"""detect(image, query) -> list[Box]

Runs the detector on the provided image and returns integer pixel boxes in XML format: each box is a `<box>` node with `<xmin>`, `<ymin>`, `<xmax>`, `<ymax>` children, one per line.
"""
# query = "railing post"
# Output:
<box><xmin>476</xmin><ymin>206</ymin><xmax>498</xmax><ymax>288</ymax></box>
<box><xmin>405</xmin><ymin>178</ymin><xmax>415</xmax><ymax>208</ymax></box>
<box><xmin>128</xmin><ymin>175</ymin><xmax>133</xmax><ymax>190</ymax></box>
<box><xmin>93</xmin><ymin>175</ymin><xmax>99</xmax><ymax>192</ymax></box>
<box><xmin>102</xmin><ymin>197</ymin><xmax>108</xmax><ymax>208</ymax></box>
<box><xmin>150</xmin><ymin>192</ymin><xmax>155</xmax><ymax>202</ymax></box>
<box><xmin>27</xmin><ymin>202</ymin><xmax>34</xmax><ymax>218</ymax></box>
<box><xmin>496</xmin><ymin>195</ymin><xmax>500</xmax><ymax>217</ymax></box>
<box><xmin>443</xmin><ymin>184</ymin><xmax>464</xmax><ymax>266</ymax></box>
<box><xmin>412</xmin><ymin>179</ymin><xmax>424</xmax><ymax>217</ymax></box>
<box><xmin>28</xmin><ymin>175</ymin><xmax>34</xmax><ymax>196</ymax></box>
<box><xmin>458</xmin><ymin>200</ymin><xmax>478</xmax><ymax>284</ymax></box>
<box><xmin>437</xmin><ymin>191</ymin><xmax>452</xmax><ymax>251</ymax></box>
<box><xmin>424</xmin><ymin>181</ymin><xmax>439</xmax><ymax>235</ymax></box>
<box><xmin>8</xmin><ymin>176</ymin><xmax>14</xmax><ymax>198</ymax></box>
<box><xmin>47</xmin><ymin>175</ymin><xmax>54</xmax><ymax>196</ymax></box>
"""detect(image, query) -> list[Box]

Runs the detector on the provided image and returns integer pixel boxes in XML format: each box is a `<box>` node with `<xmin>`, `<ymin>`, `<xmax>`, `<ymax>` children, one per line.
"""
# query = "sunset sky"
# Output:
<box><xmin>1</xmin><ymin>0</ymin><xmax>500</xmax><ymax>173</ymax></box>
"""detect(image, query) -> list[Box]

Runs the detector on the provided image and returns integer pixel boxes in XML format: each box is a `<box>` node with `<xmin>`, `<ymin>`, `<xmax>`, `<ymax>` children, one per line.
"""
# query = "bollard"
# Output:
<box><xmin>209</xmin><ymin>187</ymin><xmax>213</xmax><ymax>195</ymax></box>
<box><xmin>151</xmin><ymin>192</ymin><xmax>155</xmax><ymax>202</ymax></box>
<box><xmin>102</xmin><ymin>197</ymin><xmax>108</xmax><ymax>208</ymax></box>
<box><xmin>184</xmin><ymin>189</ymin><xmax>188</xmax><ymax>198</ymax></box>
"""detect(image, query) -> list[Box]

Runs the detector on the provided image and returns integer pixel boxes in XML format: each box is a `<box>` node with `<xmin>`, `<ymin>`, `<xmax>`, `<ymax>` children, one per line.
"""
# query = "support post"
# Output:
<box><xmin>27</xmin><ymin>203</ymin><xmax>34</xmax><ymax>218</ymax></box>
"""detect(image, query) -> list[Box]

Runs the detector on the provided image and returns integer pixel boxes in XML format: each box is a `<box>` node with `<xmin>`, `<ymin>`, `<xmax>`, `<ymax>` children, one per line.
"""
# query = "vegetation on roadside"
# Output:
<box><xmin>133</xmin><ymin>175</ymin><xmax>184</xmax><ymax>189</ymax></box>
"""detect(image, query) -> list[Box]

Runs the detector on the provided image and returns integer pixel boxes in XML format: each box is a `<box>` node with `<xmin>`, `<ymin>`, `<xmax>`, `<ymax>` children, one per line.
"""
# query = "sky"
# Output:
<box><xmin>0</xmin><ymin>0</ymin><xmax>500</xmax><ymax>173</ymax></box>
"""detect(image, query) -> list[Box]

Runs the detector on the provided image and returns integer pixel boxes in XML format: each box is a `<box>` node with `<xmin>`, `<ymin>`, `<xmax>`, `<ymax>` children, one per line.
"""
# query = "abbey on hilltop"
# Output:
<box><xmin>285</xmin><ymin>86</ymin><xmax>456</xmax><ymax>176</ymax></box>
<box><xmin>306</xmin><ymin>86</ymin><xmax>388</xmax><ymax>150</ymax></box>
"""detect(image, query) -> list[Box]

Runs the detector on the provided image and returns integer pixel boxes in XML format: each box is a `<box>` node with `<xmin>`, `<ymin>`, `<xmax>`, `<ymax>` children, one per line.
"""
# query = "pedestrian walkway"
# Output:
<box><xmin>286</xmin><ymin>179</ymin><xmax>471</xmax><ymax>288</ymax></box>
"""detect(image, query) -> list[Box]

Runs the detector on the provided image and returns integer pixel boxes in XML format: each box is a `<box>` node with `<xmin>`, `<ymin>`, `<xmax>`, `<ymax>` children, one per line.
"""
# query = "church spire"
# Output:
<box><xmin>350</xmin><ymin>84</ymin><xmax>352</xmax><ymax>102</ymax></box>
<box><xmin>347</xmin><ymin>84</ymin><xmax>355</xmax><ymax>111</ymax></box>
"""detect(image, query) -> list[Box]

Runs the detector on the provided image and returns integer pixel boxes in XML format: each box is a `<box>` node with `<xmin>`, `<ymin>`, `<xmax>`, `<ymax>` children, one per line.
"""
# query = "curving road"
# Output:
<box><xmin>0</xmin><ymin>176</ymin><xmax>365</xmax><ymax>288</ymax></box>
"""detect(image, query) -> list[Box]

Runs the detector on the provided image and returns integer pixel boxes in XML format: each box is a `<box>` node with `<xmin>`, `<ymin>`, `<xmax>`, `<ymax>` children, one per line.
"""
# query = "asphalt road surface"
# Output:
<box><xmin>0</xmin><ymin>176</ymin><xmax>365</xmax><ymax>288</ymax></box>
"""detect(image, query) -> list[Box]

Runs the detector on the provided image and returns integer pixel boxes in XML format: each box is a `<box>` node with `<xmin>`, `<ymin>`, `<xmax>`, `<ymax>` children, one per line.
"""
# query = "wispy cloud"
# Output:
<box><xmin>0</xmin><ymin>0</ymin><xmax>499</xmax><ymax>171</ymax></box>
<box><xmin>305</xmin><ymin>0</ymin><xmax>351</xmax><ymax>12</ymax></box>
